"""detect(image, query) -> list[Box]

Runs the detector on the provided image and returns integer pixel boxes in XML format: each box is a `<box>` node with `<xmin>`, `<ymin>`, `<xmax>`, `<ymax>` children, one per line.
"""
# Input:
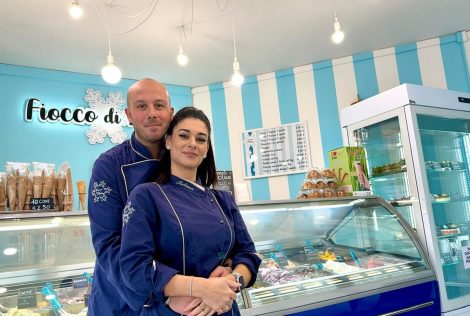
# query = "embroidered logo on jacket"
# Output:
<box><xmin>92</xmin><ymin>180</ymin><xmax>112</xmax><ymax>202</ymax></box>
<box><xmin>122</xmin><ymin>201</ymin><xmax>135</xmax><ymax>226</ymax></box>
<box><xmin>176</xmin><ymin>180</ymin><xmax>194</xmax><ymax>191</ymax></box>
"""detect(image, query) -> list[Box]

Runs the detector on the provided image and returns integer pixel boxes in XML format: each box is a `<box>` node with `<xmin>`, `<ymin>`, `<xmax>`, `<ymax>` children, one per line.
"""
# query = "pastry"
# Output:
<box><xmin>328</xmin><ymin>181</ymin><xmax>338</xmax><ymax>189</ymax></box>
<box><xmin>301</xmin><ymin>181</ymin><xmax>315</xmax><ymax>190</ymax></box>
<box><xmin>337</xmin><ymin>188</ymin><xmax>348</xmax><ymax>197</ymax></box>
<box><xmin>315</xmin><ymin>180</ymin><xmax>327</xmax><ymax>189</ymax></box>
<box><xmin>323</xmin><ymin>188</ymin><xmax>336</xmax><ymax>198</ymax></box>
<box><xmin>322</xmin><ymin>169</ymin><xmax>335</xmax><ymax>178</ymax></box>
<box><xmin>307</xmin><ymin>191</ymin><xmax>322</xmax><ymax>198</ymax></box>
<box><xmin>307</xmin><ymin>169</ymin><xmax>321</xmax><ymax>179</ymax></box>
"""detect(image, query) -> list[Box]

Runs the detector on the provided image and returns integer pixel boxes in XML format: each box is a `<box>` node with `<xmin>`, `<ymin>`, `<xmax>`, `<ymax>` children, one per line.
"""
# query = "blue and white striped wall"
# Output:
<box><xmin>193</xmin><ymin>30</ymin><xmax>470</xmax><ymax>202</ymax></box>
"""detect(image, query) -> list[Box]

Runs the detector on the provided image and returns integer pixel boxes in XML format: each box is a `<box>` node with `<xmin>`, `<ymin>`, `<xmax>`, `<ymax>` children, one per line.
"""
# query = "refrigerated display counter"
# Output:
<box><xmin>237</xmin><ymin>196</ymin><xmax>439</xmax><ymax>315</ymax></box>
<box><xmin>341</xmin><ymin>83</ymin><xmax>470</xmax><ymax>315</ymax></box>
<box><xmin>0</xmin><ymin>196</ymin><xmax>438</xmax><ymax>315</ymax></box>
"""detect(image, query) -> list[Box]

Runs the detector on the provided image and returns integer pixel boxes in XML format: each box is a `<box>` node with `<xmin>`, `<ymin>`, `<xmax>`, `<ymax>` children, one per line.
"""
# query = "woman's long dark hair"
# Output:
<box><xmin>156</xmin><ymin>106</ymin><xmax>217</xmax><ymax>187</ymax></box>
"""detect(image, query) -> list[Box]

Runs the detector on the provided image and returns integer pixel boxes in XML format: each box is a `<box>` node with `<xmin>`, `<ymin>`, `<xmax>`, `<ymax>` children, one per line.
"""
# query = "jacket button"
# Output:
<box><xmin>210</xmin><ymin>199</ymin><xmax>214</xmax><ymax>202</ymax></box>
<box><xmin>219</xmin><ymin>220</ymin><xmax>224</xmax><ymax>224</ymax></box>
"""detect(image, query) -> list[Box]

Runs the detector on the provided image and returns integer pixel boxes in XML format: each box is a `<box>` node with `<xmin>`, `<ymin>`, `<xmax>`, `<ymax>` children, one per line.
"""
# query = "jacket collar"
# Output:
<box><xmin>129</xmin><ymin>132</ymin><xmax>158</xmax><ymax>160</ymax></box>
<box><xmin>169</xmin><ymin>175</ymin><xmax>205</xmax><ymax>195</ymax></box>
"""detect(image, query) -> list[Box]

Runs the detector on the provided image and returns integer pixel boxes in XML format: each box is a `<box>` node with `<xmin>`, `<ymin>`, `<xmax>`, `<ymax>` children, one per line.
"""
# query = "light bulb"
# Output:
<box><xmin>177</xmin><ymin>45</ymin><xmax>188</xmax><ymax>66</ymax></box>
<box><xmin>231</xmin><ymin>71</ymin><xmax>244</xmax><ymax>86</ymax></box>
<box><xmin>231</xmin><ymin>57</ymin><xmax>244</xmax><ymax>86</ymax></box>
<box><xmin>331</xmin><ymin>19</ymin><xmax>344</xmax><ymax>44</ymax></box>
<box><xmin>69</xmin><ymin>1</ymin><xmax>83</xmax><ymax>20</ymax></box>
<box><xmin>3</xmin><ymin>248</ymin><xmax>17</xmax><ymax>256</ymax></box>
<box><xmin>101</xmin><ymin>52</ymin><xmax>122</xmax><ymax>84</ymax></box>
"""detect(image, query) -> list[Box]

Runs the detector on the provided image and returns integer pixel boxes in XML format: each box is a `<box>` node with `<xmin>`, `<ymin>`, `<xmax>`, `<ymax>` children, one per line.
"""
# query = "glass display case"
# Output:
<box><xmin>0</xmin><ymin>211</ymin><xmax>93</xmax><ymax>316</ymax></box>
<box><xmin>238</xmin><ymin>196</ymin><xmax>438</xmax><ymax>315</ymax></box>
<box><xmin>341</xmin><ymin>83</ymin><xmax>470</xmax><ymax>315</ymax></box>
<box><xmin>0</xmin><ymin>197</ymin><xmax>438</xmax><ymax>316</ymax></box>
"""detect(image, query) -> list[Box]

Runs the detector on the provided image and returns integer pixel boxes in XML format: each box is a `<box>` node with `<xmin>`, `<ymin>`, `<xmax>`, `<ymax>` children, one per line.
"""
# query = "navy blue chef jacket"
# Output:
<box><xmin>120</xmin><ymin>176</ymin><xmax>261</xmax><ymax>315</ymax></box>
<box><xmin>88</xmin><ymin>132</ymin><xmax>161</xmax><ymax>316</ymax></box>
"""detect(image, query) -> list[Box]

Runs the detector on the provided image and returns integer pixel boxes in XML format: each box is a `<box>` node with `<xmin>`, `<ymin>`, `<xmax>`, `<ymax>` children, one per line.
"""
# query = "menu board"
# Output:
<box><xmin>241</xmin><ymin>122</ymin><xmax>311</xmax><ymax>179</ymax></box>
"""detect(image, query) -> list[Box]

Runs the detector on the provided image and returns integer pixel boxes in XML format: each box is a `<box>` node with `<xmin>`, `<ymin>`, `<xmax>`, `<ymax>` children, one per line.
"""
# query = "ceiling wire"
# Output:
<box><xmin>114</xmin><ymin>0</ymin><xmax>156</xmax><ymax>18</ymax></box>
<box><xmin>181</xmin><ymin>0</ymin><xmax>194</xmax><ymax>40</ymax></box>
<box><xmin>232</xmin><ymin>18</ymin><xmax>237</xmax><ymax>58</ymax></box>
<box><xmin>91</xmin><ymin>0</ymin><xmax>160</xmax><ymax>36</ymax></box>
<box><xmin>216</xmin><ymin>0</ymin><xmax>230</xmax><ymax>11</ymax></box>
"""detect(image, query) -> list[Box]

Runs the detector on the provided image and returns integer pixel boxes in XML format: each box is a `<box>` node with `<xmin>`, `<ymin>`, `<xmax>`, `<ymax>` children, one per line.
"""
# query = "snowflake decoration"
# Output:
<box><xmin>84</xmin><ymin>89</ymin><xmax>129</xmax><ymax>144</ymax></box>
<box><xmin>92</xmin><ymin>180</ymin><xmax>112</xmax><ymax>203</ymax></box>
<box><xmin>122</xmin><ymin>200</ymin><xmax>136</xmax><ymax>226</ymax></box>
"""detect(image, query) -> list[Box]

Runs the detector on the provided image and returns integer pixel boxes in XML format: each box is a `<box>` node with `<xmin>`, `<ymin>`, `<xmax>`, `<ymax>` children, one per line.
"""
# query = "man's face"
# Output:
<box><xmin>125</xmin><ymin>80</ymin><xmax>174</xmax><ymax>147</ymax></box>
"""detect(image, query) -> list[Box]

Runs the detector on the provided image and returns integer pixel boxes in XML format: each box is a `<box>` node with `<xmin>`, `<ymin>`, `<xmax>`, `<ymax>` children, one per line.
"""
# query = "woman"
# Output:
<box><xmin>120</xmin><ymin>107</ymin><xmax>261</xmax><ymax>316</ymax></box>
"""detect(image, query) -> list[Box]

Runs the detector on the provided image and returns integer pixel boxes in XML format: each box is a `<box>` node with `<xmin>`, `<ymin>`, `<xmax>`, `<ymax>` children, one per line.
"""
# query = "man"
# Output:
<box><xmin>87</xmin><ymin>78</ymin><xmax>174</xmax><ymax>315</ymax></box>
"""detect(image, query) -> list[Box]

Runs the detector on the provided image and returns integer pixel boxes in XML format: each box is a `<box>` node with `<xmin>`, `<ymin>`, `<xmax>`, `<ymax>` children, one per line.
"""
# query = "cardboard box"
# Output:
<box><xmin>328</xmin><ymin>147</ymin><xmax>370</xmax><ymax>194</ymax></box>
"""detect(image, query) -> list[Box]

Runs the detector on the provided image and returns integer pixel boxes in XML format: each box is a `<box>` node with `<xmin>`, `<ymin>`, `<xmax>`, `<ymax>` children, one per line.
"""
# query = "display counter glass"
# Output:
<box><xmin>238</xmin><ymin>196</ymin><xmax>438</xmax><ymax>315</ymax></box>
<box><xmin>0</xmin><ymin>197</ymin><xmax>437</xmax><ymax>316</ymax></box>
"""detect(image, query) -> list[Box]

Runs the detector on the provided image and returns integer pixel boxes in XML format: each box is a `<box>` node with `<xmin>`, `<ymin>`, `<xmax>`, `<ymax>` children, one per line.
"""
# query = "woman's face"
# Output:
<box><xmin>166</xmin><ymin>117</ymin><xmax>209</xmax><ymax>173</ymax></box>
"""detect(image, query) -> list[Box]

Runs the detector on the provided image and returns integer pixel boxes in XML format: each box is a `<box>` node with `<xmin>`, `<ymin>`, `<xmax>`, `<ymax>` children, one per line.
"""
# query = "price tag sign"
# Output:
<box><xmin>18</xmin><ymin>288</ymin><xmax>37</xmax><ymax>309</ymax></box>
<box><xmin>73</xmin><ymin>277</ymin><xmax>88</xmax><ymax>289</ymax></box>
<box><xmin>215</xmin><ymin>171</ymin><xmax>234</xmax><ymax>196</ymax></box>
<box><xmin>463</xmin><ymin>246</ymin><xmax>470</xmax><ymax>269</ymax></box>
<box><xmin>442</xmin><ymin>252</ymin><xmax>454</xmax><ymax>265</ymax></box>
<box><xmin>30</xmin><ymin>198</ymin><xmax>54</xmax><ymax>211</ymax></box>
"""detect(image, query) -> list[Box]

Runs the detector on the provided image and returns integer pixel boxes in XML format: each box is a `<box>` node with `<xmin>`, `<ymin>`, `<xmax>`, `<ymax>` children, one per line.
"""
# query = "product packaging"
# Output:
<box><xmin>328</xmin><ymin>147</ymin><xmax>371</xmax><ymax>196</ymax></box>
<box><xmin>6</xmin><ymin>162</ymin><xmax>31</xmax><ymax>211</ymax></box>
<box><xmin>57</xmin><ymin>162</ymin><xmax>73</xmax><ymax>211</ymax></box>
<box><xmin>0</xmin><ymin>172</ymin><xmax>6</xmax><ymax>211</ymax></box>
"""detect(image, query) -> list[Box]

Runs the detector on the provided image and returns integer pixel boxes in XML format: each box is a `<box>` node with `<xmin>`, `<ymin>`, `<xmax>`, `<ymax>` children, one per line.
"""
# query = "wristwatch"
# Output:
<box><xmin>230</xmin><ymin>272</ymin><xmax>245</xmax><ymax>292</ymax></box>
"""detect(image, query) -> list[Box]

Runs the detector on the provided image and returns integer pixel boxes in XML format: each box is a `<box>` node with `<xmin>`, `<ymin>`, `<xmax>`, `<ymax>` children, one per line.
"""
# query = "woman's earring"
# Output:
<box><xmin>166</xmin><ymin>145</ymin><xmax>170</xmax><ymax>150</ymax></box>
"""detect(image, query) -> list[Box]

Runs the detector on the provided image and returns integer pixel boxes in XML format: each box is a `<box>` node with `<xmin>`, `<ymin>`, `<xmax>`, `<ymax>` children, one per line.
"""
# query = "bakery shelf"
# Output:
<box><xmin>436</xmin><ymin>232</ymin><xmax>469</xmax><ymax>239</ymax></box>
<box><xmin>431</xmin><ymin>196</ymin><xmax>470</xmax><ymax>204</ymax></box>
<box><xmin>370</xmin><ymin>169</ymin><xmax>407</xmax><ymax>180</ymax></box>
<box><xmin>426</xmin><ymin>168</ymin><xmax>467</xmax><ymax>174</ymax></box>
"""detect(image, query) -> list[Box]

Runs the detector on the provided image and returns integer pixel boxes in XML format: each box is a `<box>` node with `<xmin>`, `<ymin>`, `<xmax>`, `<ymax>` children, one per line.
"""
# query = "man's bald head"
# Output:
<box><xmin>127</xmin><ymin>78</ymin><xmax>170</xmax><ymax>108</ymax></box>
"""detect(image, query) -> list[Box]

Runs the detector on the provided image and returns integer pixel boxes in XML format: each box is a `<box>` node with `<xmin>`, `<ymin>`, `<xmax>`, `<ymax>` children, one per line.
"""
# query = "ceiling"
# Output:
<box><xmin>1</xmin><ymin>0</ymin><xmax>470</xmax><ymax>88</ymax></box>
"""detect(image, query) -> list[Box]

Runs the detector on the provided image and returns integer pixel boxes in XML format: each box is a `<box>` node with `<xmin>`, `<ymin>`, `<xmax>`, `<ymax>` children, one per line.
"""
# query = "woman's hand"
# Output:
<box><xmin>195</xmin><ymin>277</ymin><xmax>238</xmax><ymax>314</ymax></box>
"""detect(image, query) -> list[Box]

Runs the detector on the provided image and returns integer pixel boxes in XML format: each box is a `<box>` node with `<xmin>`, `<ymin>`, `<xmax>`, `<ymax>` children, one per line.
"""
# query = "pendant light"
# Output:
<box><xmin>177</xmin><ymin>25</ymin><xmax>189</xmax><ymax>66</ymax></box>
<box><xmin>231</xmin><ymin>18</ymin><xmax>244</xmax><ymax>86</ymax></box>
<box><xmin>331</xmin><ymin>9</ymin><xmax>345</xmax><ymax>44</ymax></box>
<box><xmin>69</xmin><ymin>0</ymin><xmax>83</xmax><ymax>20</ymax></box>
<box><xmin>101</xmin><ymin>30</ymin><xmax>122</xmax><ymax>84</ymax></box>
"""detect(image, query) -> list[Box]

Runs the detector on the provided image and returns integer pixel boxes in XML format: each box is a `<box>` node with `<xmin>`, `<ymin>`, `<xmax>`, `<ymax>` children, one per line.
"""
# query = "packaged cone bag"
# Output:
<box><xmin>6</xmin><ymin>163</ymin><xmax>18</xmax><ymax>211</ymax></box>
<box><xmin>0</xmin><ymin>172</ymin><xmax>6</xmax><ymax>212</ymax></box>
<box><xmin>6</xmin><ymin>162</ymin><xmax>31</xmax><ymax>211</ymax></box>
<box><xmin>76</xmin><ymin>180</ymin><xmax>86</xmax><ymax>210</ymax></box>
<box><xmin>32</xmin><ymin>169</ymin><xmax>44</xmax><ymax>199</ymax></box>
<box><xmin>42</xmin><ymin>170</ymin><xmax>55</xmax><ymax>199</ymax></box>
<box><xmin>63</xmin><ymin>168</ymin><xmax>73</xmax><ymax>211</ymax></box>
<box><xmin>51</xmin><ymin>176</ymin><xmax>58</xmax><ymax>210</ymax></box>
<box><xmin>17</xmin><ymin>170</ymin><xmax>29</xmax><ymax>211</ymax></box>
<box><xmin>24</xmin><ymin>176</ymin><xmax>33</xmax><ymax>210</ymax></box>
<box><xmin>58</xmin><ymin>162</ymin><xmax>73</xmax><ymax>212</ymax></box>
<box><xmin>56</xmin><ymin>176</ymin><xmax>66</xmax><ymax>211</ymax></box>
